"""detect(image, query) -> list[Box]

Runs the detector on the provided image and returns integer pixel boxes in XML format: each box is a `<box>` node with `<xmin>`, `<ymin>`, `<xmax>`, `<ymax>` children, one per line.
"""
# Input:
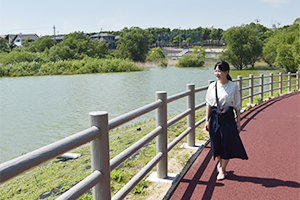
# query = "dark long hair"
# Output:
<box><xmin>214</xmin><ymin>61</ymin><xmax>232</xmax><ymax>81</ymax></box>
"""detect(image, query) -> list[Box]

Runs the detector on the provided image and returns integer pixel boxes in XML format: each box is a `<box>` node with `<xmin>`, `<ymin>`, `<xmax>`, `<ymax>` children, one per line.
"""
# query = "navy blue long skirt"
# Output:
<box><xmin>209</xmin><ymin>106</ymin><xmax>248</xmax><ymax>160</ymax></box>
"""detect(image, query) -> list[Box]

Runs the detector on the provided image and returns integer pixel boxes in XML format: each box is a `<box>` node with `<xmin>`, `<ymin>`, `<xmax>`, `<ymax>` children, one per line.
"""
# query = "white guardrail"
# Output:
<box><xmin>0</xmin><ymin>71</ymin><xmax>299</xmax><ymax>199</ymax></box>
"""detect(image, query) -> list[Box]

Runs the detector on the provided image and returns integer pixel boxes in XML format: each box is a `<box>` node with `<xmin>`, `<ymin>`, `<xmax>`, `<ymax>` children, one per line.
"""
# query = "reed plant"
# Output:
<box><xmin>0</xmin><ymin>57</ymin><xmax>142</xmax><ymax>77</ymax></box>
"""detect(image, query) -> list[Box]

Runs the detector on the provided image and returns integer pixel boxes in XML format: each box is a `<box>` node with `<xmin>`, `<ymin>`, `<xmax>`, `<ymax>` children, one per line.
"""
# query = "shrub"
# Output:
<box><xmin>176</xmin><ymin>53</ymin><xmax>205</xmax><ymax>67</ymax></box>
<box><xmin>0</xmin><ymin>58</ymin><xmax>142</xmax><ymax>77</ymax></box>
<box><xmin>0</xmin><ymin>51</ymin><xmax>48</xmax><ymax>65</ymax></box>
<box><xmin>146</xmin><ymin>47</ymin><xmax>166</xmax><ymax>61</ymax></box>
<box><xmin>175</xmin><ymin>46</ymin><xmax>205</xmax><ymax>67</ymax></box>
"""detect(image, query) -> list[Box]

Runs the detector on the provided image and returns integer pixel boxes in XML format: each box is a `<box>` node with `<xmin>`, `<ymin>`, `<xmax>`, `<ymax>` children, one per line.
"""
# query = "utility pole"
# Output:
<box><xmin>99</xmin><ymin>28</ymin><xmax>103</xmax><ymax>39</ymax></box>
<box><xmin>255</xmin><ymin>18</ymin><xmax>260</xmax><ymax>24</ymax></box>
<box><xmin>277</xmin><ymin>22</ymin><xmax>281</xmax><ymax>28</ymax></box>
<box><xmin>254</xmin><ymin>18</ymin><xmax>260</xmax><ymax>30</ymax></box>
<box><xmin>53</xmin><ymin>25</ymin><xmax>56</xmax><ymax>36</ymax></box>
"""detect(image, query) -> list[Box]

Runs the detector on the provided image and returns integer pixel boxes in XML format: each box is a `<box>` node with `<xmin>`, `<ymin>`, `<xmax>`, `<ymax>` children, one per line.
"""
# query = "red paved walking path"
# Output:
<box><xmin>165</xmin><ymin>92</ymin><xmax>300</xmax><ymax>200</ymax></box>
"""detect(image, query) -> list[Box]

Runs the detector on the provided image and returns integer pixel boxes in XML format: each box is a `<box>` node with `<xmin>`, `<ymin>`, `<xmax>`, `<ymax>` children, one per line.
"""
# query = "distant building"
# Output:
<box><xmin>51</xmin><ymin>35</ymin><xmax>64</xmax><ymax>43</ymax></box>
<box><xmin>90</xmin><ymin>33</ymin><xmax>119</xmax><ymax>49</ymax></box>
<box><xmin>9</xmin><ymin>33</ymin><xmax>39</xmax><ymax>47</ymax></box>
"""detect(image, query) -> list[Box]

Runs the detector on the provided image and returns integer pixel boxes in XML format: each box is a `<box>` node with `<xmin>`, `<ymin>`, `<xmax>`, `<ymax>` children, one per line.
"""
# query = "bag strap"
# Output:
<box><xmin>215</xmin><ymin>81</ymin><xmax>220</xmax><ymax>108</ymax></box>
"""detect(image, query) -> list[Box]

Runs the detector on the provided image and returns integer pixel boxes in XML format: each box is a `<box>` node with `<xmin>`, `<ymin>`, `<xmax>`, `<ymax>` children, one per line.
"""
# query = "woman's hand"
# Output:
<box><xmin>205</xmin><ymin>105</ymin><xmax>211</xmax><ymax>132</ymax></box>
<box><xmin>205</xmin><ymin>121</ymin><xmax>210</xmax><ymax>132</ymax></box>
<box><xmin>235</xmin><ymin>109</ymin><xmax>241</xmax><ymax>132</ymax></box>
<box><xmin>236</xmin><ymin>122</ymin><xmax>241</xmax><ymax>132</ymax></box>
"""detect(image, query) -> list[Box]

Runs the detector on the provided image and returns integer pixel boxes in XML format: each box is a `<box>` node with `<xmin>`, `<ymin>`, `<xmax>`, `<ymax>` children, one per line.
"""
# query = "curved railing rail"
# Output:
<box><xmin>0</xmin><ymin>71</ymin><xmax>299</xmax><ymax>200</ymax></box>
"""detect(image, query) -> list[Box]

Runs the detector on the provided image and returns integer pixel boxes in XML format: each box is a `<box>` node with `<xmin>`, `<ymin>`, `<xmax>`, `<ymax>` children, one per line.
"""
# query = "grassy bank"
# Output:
<box><xmin>0</xmin><ymin>108</ymin><xmax>209</xmax><ymax>200</ymax></box>
<box><xmin>0</xmin><ymin>57</ymin><xmax>142</xmax><ymax>77</ymax></box>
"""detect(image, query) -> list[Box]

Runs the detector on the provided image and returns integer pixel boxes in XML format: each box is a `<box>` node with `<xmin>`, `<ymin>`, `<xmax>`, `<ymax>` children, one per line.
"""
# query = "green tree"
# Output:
<box><xmin>115</xmin><ymin>27</ymin><xmax>151</xmax><ymax>62</ymax></box>
<box><xmin>0</xmin><ymin>38</ymin><xmax>9</xmax><ymax>53</ymax></box>
<box><xmin>186</xmin><ymin>37</ymin><xmax>192</xmax><ymax>45</ymax></box>
<box><xmin>262</xmin><ymin>35</ymin><xmax>277</xmax><ymax>67</ymax></box>
<box><xmin>247</xmin><ymin>23</ymin><xmax>271</xmax><ymax>43</ymax></box>
<box><xmin>146</xmin><ymin>47</ymin><xmax>166</xmax><ymax>61</ymax></box>
<box><xmin>146</xmin><ymin>47</ymin><xmax>167</xmax><ymax>66</ymax></box>
<box><xmin>48</xmin><ymin>31</ymin><xmax>109</xmax><ymax>61</ymax></box>
<box><xmin>22</xmin><ymin>38</ymin><xmax>32</xmax><ymax>48</ymax></box>
<box><xmin>263</xmin><ymin>18</ymin><xmax>299</xmax><ymax>72</ymax></box>
<box><xmin>23</xmin><ymin>36</ymin><xmax>56</xmax><ymax>53</ymax></box>
<box><xmin>246</xmin><ymin>33</ymin><xmax>263</xmax><ymax>68</ymax></box>
<box><xmin>92</xmin><ymin>38</ymin><xmax>109</xmax><ymax>58</ymax></box>
<box><xmin>276</xmin><ymin>43</ymin><xmax>298</xmax><ymax>72</ymax></box>
<box><xmin>33</xmin><ymin>36</ymin><xmax>57</xmax><ymax>52</ymax></box>
<box><xmin>209</xmin><ymin>28</ymin><xmax>223</xmax><ymax>42</ymax></box>
<box><xmin>221</xmin><ymin>25</ymin><xmax>263</xmax><ymax>69</ymax></box>
<box><xmin>8</xmin><ymin>42</ymin><xmax>17</xmax><ymax>52</ymax></box>
<box><xmin>172</xmin><ymin>35</ymin><xmax>180</xmax><ymax>44</ymax></box>
<box><xmin>48</xmin><ymin>44</ymin><xmax>75</xmax><ymax>61</ymax></box>
<box><xmin>201</xmin><ymin>28</ymin><xmax>211</xmax><ymax>41</ymax></box>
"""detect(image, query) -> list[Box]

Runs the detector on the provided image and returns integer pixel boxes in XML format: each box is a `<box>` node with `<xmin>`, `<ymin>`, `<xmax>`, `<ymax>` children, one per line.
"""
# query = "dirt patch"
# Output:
<box><xmin>167</xmin><ymin>59</ymin><xmax>178</xmax><ymax>66</ymax></box>
<box><xmin>135</xmin><ymin>60</ymin><xmax>178</xmax><ymax>69</ymax></box>
<box><xmin>135</xmin><ymin>61</ymin><xmax>160</xmax><ymax>68</ymax></box>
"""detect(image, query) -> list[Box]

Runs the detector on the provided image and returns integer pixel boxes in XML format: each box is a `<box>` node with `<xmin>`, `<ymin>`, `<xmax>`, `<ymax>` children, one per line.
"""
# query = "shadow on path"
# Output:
<box><xmin>178</xmin><ymin>147</ymin><xmax>218</xmax><ymax>200</ymax></box>
<box><xmin>225</xmin><ymin>171</ymin><xmax>300</xmax><ymax>188</ymax></box>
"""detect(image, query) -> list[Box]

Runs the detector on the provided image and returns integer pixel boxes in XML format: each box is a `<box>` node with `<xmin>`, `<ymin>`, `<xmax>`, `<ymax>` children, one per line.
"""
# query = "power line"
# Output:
<box><xmin>3</xmin><ymin>26</ymin><xmax>52</xmax><ymax>34</ymax></box>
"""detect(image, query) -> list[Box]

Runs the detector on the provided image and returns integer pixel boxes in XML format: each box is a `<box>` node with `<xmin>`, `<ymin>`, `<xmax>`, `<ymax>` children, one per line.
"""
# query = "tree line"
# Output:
<box><xmin>0</xmin><ymin>18</ymin><xmax>299</xmax><ymax>77</ymax></box>
<box><xmin>221</xmin><ymin>18</ymin><xmax>299</xmax><ymax>72</ymax></box>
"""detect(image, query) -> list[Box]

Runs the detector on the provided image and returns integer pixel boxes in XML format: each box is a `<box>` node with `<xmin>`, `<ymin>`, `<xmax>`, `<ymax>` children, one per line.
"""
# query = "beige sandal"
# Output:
<box><xmin>217</xmin><ymin>171</ymin><xmax>226</xmax><ymax>180</ymax></box>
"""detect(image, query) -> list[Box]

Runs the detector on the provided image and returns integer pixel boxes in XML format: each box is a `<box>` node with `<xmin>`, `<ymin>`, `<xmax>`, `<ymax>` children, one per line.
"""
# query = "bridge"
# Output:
<box><xmin>0</xmin><ymin>72</ymin><xmax>299</xmax><ymax>199</ymax></box>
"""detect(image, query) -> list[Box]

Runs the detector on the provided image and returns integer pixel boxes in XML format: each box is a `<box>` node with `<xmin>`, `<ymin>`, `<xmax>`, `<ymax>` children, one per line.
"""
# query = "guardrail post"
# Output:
<box><xmin>260</xmin><ymin>74</ymin><xmax>264</xmax><ymax>100</ymax></box>
<box><xmin>89</xmin><ymin>111</ymin><xmax>111</xmax><ymax>200</ymax></box>
<box><xmin>187</xmin><ymin>84</ymin><xmax>195</xmax><ymax>147</ymax></box>
<box><xmin>238</xmin><ymin>76</ymin><xmax>243</xmax><ymax>102</ymax></box>
<box><xmin>270</xmin><ymin>73</ymin><xmax>273</xmax><ymax>97</ymax></box>
<box><xmin>156</xmin><ymin>91</ymin><xmax>167</xmax><ymax>179</ymax></box>
<box><xmin>297</xmin><ymin>71</ymin><xmax>300</xmax><ymax>90</ymax></box>
<box><xmin>237</xmin><ymin>75</ymin><xmax>243</xmax><ymax>106</ymax></box>
<box><xmin>279</xmin><ymin>72</ymin><xmax>283</xmax><ymax>95</ymax></box>
<box><xmin>249</xmin><ymin>74</ymin><xmax>254</xmax><ymax>104</ymax></box>
<box><xmin>288</xmin><ymin>72</ymin><xmax>291</xmax><ymax>92</ymax></box>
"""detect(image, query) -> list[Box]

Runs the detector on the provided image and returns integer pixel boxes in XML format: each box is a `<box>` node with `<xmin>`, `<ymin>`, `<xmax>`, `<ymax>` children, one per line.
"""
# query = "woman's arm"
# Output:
<box><xmin>235</xmin><ymin>108</ymin><xmax>241</xmax><ymax>132</ymax></box>
<box><xmin>205</xmin><ymin>105</ymin><xmax>212</xmax><ymax>131</ymax></box>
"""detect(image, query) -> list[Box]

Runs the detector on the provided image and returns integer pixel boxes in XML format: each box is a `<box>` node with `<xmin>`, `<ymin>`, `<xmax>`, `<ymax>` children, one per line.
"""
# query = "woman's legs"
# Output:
<box><xmin>217</xmin><ymin>158</ymin><xmax>230</xmax><ymax>180</ymax></box>
<box><xmin>216</xmin><ymin>156</ymin><xmax>222</xmax><ymax>172</ymax></box>
<box><xmin>221</xmin><ymin>159</ymin><xmax>229</xmax><ymax>172</ymax></box>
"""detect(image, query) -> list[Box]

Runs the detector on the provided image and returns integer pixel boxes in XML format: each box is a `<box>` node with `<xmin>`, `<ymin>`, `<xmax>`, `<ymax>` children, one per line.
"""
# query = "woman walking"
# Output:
<box><xmin>205</xmin><ymin>61</ymin><xmax>248</xmax><ymax>180</ymax></box>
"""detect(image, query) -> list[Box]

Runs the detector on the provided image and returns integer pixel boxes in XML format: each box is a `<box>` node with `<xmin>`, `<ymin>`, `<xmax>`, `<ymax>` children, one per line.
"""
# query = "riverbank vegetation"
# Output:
<box><xmin>175</xmin><ymin>46</ymin><xmax>205</xmax><ymax>67</ymax></box>
<box><xmin>1</xmin><ymin>18</ymin><xmax>299</xmax><ymax>77</ymax></box>
<box><xmin>0</xmin><ymin>57</ymin><xmax>141</xmax><ymax>77</ymax></box>
<box><xmin>146</xmin><ymin>47</ymin><xmax>168</xmax><ymax>67</ymax></box>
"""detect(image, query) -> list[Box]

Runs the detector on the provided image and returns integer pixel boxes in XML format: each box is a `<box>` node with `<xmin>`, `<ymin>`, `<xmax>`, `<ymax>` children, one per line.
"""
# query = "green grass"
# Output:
<box><xmin>0</xmin><ymin>108</ymin><xmax>208</xmax><ymax>200</ymax></box>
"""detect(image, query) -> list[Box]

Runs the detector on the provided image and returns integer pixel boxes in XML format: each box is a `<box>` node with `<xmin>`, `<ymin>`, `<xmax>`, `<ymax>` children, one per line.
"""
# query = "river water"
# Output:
<box><xmin>0</xmin><ymin>66</ymin><xmax>278</xmax><ymax>163</ymax></box>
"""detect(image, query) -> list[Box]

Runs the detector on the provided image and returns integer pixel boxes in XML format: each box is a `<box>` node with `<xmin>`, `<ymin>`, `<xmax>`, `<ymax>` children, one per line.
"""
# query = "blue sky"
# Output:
<box><xmin>0</xmin><ymin>0</ymin><xmax>299</xmax><ymax>36</ymax></box>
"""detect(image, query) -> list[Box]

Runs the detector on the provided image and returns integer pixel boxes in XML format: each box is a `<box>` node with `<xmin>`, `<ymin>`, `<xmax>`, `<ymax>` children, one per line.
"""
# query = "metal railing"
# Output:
<box><xmin>0</xmin><ymin>71</ymin><xmax>299</xmax><ymax>200</ymax></box>
<box><xmin>235</xmin><ymin>72</ymin><xmax>299</xmax><ymax>105</ymax></box>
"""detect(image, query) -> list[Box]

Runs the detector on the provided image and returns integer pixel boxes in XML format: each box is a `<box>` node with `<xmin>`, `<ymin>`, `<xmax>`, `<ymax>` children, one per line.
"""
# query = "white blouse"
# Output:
<box><xmin>205</xmin><ymin>80</ymin><xmax>241</xmax><ymax>110</ymax></box>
